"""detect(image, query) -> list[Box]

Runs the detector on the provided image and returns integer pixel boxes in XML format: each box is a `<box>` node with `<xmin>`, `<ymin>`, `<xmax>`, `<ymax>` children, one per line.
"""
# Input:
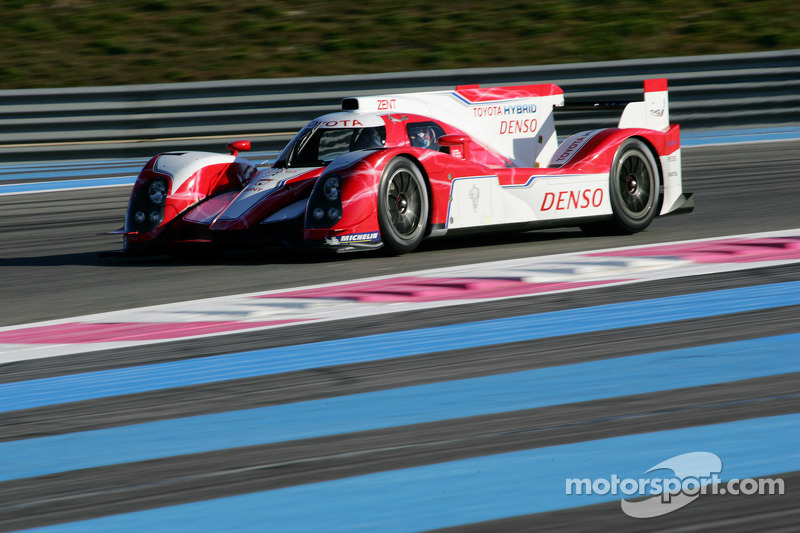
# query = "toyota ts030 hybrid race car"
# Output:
<box><xmin>118</xmin><ymin>78</ymin><xmax>692</xmax><ymax>255</ymax></box>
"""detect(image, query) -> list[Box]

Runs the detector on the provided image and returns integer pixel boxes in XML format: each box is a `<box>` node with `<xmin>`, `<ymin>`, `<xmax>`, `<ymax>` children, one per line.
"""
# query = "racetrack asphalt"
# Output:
<box><xmin>0</xmin><ymin>140</ymin><xmax>798</xmax><ymax>531</ymax></box>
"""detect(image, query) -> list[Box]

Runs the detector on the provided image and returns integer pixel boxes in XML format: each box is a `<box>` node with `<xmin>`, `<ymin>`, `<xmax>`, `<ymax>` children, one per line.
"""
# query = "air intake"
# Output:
<box><xmin>341</xmin><ymin>98</ymin><xmax>359</xmax><ymax>110</ymax></box>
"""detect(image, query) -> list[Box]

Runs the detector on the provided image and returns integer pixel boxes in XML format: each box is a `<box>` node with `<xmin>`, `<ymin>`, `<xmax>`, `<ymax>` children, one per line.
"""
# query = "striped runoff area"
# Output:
<box><xmin>2</xmin><ymin>230</ymin><xmax>800</xmax><ymax>364</ymax></box>
<box><xmin>1</xmin><ymin>231</ymin><xmax>799</xmax><ymax>531</ymax></box>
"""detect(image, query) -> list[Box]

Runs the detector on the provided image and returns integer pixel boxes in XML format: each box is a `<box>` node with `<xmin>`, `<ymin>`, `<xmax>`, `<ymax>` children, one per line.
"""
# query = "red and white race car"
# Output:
<box><xmin>120</xmin><ymin>78</ymin><xmax>692</xmax><ymax>255</ymax></box>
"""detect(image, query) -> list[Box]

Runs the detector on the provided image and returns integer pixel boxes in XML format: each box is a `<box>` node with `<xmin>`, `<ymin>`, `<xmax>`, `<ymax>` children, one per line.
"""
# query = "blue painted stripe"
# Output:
<box><xmin>0</xmin><ymin>152</ymin><xmax>277</xmax><ymax>172</ymax></box>
<box><xmin>20</xmin><ymin>413</ymin><xmax>800</xmax><ymax>532</ymax></box>
<box><xmin>0</xmin><ymin>152</ymin><xmax>278</xmax><ymax>194</ymax></box>
<box><xmin>2</xmin><ymin>281</ymin><xmax>799</xmax><ymax>413</ymax></box>
<box><xmin>0</xmin><ymin>176</ymin><xmax>135</xmax><ymax>195</ymax></box>
<box><xmin>0</xmin><ymin>167</ymin><xmax>142</xmax><ymax>181</ymax></box>
<box><xmin>0</xmin><ymin>160</ymin><xmax>146</xmax><ymax>172</ymax></box>
<box><xmin>0</xmin><ymin>152</ymin><xmax>277</xmax><ymax>173</ymax></box>
<box><xmin>682</xmin><ymin>126</ymin><xmax>800</xmax><ymax>146</ymax></box>
<box><xmin>1</xmin><ymin>333</ymin><xmax>798</xmax><ymax>483</ymax></box>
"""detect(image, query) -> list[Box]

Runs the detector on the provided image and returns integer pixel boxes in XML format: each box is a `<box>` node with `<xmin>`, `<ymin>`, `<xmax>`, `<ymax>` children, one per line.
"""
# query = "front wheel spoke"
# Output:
<box><xmin>390</xmin><ymin>209</ymin><xmax>402</xmax><ymax>228</ymax></box>
<box><xmin>633</xmin><ymin>193</ymin><xmax>644</xmax><ymax>212</ymax></box>
<box><xmin>399</xmin><ymin>212</ymin><xmax>413</xmax><ymax>233</ymax></box>
<box><xmin>405</xmin><ymin>213</ymin><xmax>416</xmax><ymax>232</ymax></box>
<box><xmin>640</xmin><ymin>173</ymin><xmax>651</xmax><ymax>195</ymax></box>
<box><xmin>397</xmin><ymin>172</ymin><xmax>409</xmax><ymax>194</ymax></box>
<box><xmin>405</xmin><ymin>205</ymin><xmax>419</xmax><ymax>227</ymax></box>
<box><xmin>406</xmin><ymin>188</ymin><xmax>420</xmax><ymax>207</ymax></box>
<box><xmin>387</xmin><ymin>192</ymin><xmax>401</xmax><ymax>221</ymax></box>
<box><xmin>387</xmin><ymin>196</ymin><xmax>399</xmax><ymax>216</ymax></box>
<box><xmin>621</xmin><ymin>158</ymin><xmax>631</xmax><ymax>176</ymax></box>
<box><xmin>634</xmin><ymin>158</ymin><xmax>644</xmax><ymax>178</ymax></box>
<box><xmin>628</xmin><ymin>157</ymin><xmax>638</xmax><ymax>175</ymax></box>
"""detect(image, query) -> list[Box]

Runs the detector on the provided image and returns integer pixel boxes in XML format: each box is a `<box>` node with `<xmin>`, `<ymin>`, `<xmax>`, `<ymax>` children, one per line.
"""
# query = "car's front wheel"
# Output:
<box><xmin>377</xmin><ymin>157</ymin><xmax>429</xmax><ymax>254</ymax></box>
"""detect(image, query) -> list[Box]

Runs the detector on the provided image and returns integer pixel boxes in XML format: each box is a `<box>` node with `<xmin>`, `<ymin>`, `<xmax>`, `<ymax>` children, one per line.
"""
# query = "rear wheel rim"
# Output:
<box><xmin>616</xmin><ymin>151</ymin><xmax>654</xmax><ymax>220</ymax></box>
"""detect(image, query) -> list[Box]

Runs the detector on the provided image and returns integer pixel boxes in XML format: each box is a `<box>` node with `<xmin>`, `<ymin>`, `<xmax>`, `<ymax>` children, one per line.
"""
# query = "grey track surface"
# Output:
<box><xmin>0</xmin><ymin>141</ymin><xmax>799</xmax><ymax>531</ymax></box>
<box><xmin>2</xmin><ymin>141</ymin><xmax>799</xmax><ymax>327</ymax></box>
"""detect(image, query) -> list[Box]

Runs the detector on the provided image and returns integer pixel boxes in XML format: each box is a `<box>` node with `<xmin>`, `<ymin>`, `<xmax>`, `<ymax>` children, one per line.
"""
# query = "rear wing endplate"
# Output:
<box><xmin>556</xmin><ymin>79</ymin><xmax>671</xmax><ymax>132</ymax></box>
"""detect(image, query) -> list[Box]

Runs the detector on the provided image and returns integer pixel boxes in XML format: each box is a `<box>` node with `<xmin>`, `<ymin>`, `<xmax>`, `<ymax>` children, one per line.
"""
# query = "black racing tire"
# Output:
<box><xmin>606</xmin><ymin>138</ymin><xmax>661</xmax><ymax>234</ymax></box>
<box><xmin>377</xmin><ymin>157</ymin><xmax>429</xmax><ymax>254</ymax></box>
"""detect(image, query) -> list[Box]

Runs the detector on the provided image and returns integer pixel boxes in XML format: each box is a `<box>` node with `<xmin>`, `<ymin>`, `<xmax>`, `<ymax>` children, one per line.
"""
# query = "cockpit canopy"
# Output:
<box><xmin>274</xmin><ymin>120</ymin><xmax>387</xmax><ymax>168</ymax></box>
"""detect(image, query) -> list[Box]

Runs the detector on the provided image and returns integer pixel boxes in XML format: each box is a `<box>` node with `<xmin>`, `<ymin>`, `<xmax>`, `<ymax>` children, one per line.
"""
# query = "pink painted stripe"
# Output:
<box><xmin>0</xmin><ymin>320</ymin><xmax>306</xmax><ymax>344</ymax></box>
<box><xmin>591</xmin><ymin>238</ymin><xmax>800</xmax><ymax>263</ymax></box>
<box><xmin>258</xmin><ymin>277</ymin><xmax>622</xmax><ymax>303</ymax></box>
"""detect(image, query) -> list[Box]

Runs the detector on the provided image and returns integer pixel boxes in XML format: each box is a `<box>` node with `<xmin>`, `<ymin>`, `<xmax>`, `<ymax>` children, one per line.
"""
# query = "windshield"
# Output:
<box><xmin>273</xmin><ymin>125</ymin><xmax>386</xmax><ymax>168</ymax></box>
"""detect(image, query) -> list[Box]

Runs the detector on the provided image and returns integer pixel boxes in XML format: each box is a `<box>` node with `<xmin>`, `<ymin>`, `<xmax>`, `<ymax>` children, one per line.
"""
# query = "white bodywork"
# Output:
<box><xmin>216</xmin><ymin>167</ymin><xmax>312</xmax><ymax>221</ymax></box>
<box><xmin>447</xmin><ymin>174</ymin><xmax>610</xmax><ymax>229</ymax></box>
<box><xmin>345</xmin><ymin>87</ymin><xmax>565</xmax><ymax>168</ymax></box>
<box><xmin>154</xmin><ymin>152</ymin><xmax>241</xmax><ymax>192</ymax></box>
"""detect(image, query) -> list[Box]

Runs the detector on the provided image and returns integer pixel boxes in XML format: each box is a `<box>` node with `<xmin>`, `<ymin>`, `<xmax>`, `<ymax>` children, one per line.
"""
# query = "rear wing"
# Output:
<box><xmin>557</xmin><ymin>79</ymin><xmax>671</xmax><ymax>132</ymax></box>
<box><xmin>619</xmin><ymin>78</ymin><xmax>670</xmax><ymax>131</ymax></box>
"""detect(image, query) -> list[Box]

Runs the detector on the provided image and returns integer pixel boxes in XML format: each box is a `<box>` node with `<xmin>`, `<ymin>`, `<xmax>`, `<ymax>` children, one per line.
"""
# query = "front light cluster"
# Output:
<box><xmin>127</xmin><ymin>177</ymin><xmax>170</xmax><ymax>232</ymax></box>
<box><xmin>148</xmin><ymin>180</ymin><xmax>167</xmax><ymax>205</ymax></box>
<box><xmin>322</xmin><ymin>176</ymin><xmax>339</xmax><ymax>201</ymax></box>
<box><xmin>306</xmin><ymin>174</ymin><xmax>343</xmax><ymax>228</ymax></box>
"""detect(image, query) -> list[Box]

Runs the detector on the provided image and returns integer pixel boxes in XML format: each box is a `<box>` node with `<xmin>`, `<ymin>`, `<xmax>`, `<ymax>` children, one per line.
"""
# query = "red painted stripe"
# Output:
<box><xmin>455</xmin><ymin>84</ymin><xmax>563</xmax><ymax>102</ymax></box>
<box><xmin>665</xmin><ymin>124</ymin><xmax>681</xmax><ymax>154</ymax></box>
<box><xmin>0</xmin><ymin>320</ymin><xmax>306</xmax><ymax>344</ymax></box>
<box><xmin>257</xmin><ymin>277</ymin><xmax>622</xmax><ymax>303</ymax></box>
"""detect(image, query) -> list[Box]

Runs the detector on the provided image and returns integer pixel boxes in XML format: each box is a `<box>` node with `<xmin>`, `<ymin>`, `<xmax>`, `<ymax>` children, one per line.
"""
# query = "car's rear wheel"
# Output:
<box><xmin>377</xmin><ymin>157</ymin><xmax>429</xmax><ymax>254</ymax></box>
<box><xmin>582</xmin><ymin>138</ymin><xmax>661</xmax><ymax>235</ymax></box>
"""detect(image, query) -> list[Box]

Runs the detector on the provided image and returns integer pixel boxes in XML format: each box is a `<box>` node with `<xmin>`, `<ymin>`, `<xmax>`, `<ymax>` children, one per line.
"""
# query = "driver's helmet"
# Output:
<box><xmin>410</xmin><ymin>126</ymin><xmax>437</xmax><ymax>149</ymax></box>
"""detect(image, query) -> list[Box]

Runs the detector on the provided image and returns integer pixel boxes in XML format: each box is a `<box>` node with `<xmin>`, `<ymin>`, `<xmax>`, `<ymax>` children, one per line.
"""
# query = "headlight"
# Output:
<box><xmin>127</xmin><ymin>176</ymin><xmax>170</xmax><ymax>232</ymax></box>
<box><xmin>148</xmin><ymin>180</ymin><xmax>167</xmax><ymax>204</ymax></box>
<box><xmin>323</xmin><ymin>176</ymin><xmax>340</xmax><ymax>201</ymax></box>
<box><xmin>307</xmin><ymin>173</ymin><xmax>343</xmax><ymax>229</ymax></box>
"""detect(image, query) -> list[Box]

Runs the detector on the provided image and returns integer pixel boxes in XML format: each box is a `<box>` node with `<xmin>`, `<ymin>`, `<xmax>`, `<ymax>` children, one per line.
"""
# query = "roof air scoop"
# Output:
<box><xmin>341</xmin><ymin>98</ymin><xmax>359</xmax><ymax>110</ymax></box>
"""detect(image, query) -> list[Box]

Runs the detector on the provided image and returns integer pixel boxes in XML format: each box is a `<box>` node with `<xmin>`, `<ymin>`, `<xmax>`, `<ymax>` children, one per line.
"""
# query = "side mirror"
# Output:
<box><xmin>227</xmin><ymin>140</ymin><xmax>251</xmax><ymax>156</ymax></box>
<box><xmin>437</xmin><ymin>134</ymin><xmax>471</xmax><ymax>160</ymax></box>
